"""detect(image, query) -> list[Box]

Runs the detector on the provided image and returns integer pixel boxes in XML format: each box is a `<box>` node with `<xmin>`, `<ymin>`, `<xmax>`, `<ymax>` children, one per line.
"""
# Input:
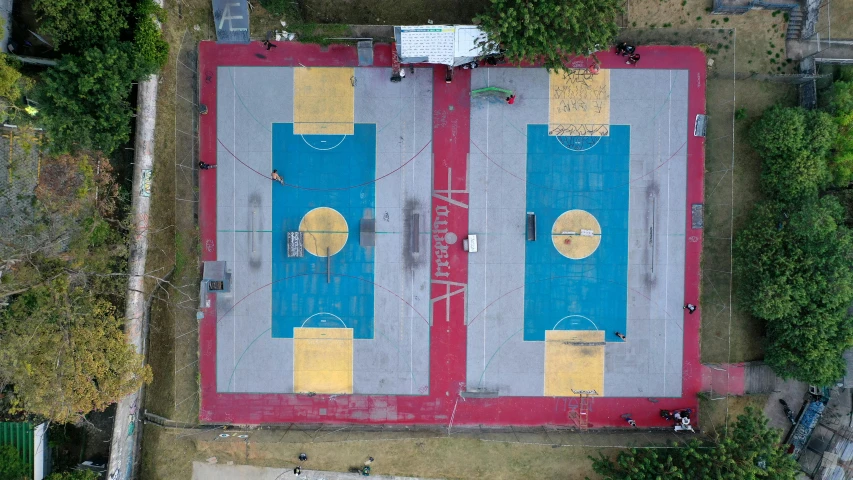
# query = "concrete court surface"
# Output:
<box><xmin>214</xmin><ymin>66</ymin><xmax>433</xmax><ymax>395</ymax></box>
<box><xmin>466</xmin><ymin>67</ymin><xmax>688</xmax><ymax>398</ymax></box>
<box><xmin>198</xmin><ymin>41</ymin><xmax>705</xmax><ymax>426</ymax></box>
<box><xmin>192</xmin><ymin>463</ymin><xmax>441</xmax><ymax>480</ymax></box>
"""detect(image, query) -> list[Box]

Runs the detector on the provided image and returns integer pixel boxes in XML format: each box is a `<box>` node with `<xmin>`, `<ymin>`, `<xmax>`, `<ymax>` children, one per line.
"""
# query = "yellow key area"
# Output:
<box><xmin>294</xmin><ymin>327</ymin><xmax>353</xmax><ymax>394</ymax></box>
<box><xmin>551</xmin><ymin>210</ymin><xmax>602</xmax><ymax>260</ymax></box>
<box><xmin>294</xmin><ymin>68</ymin><xmax>355</xmax><ymax>135</ymax></box>
<box><xmin>549</xmin><ymin>69</ymin><xmax>610</xmax><ymax>137</ymax></box>
<box><xmin>544</xmin><ymin>330</ymin><xmax>604</xmax><ymax>397</ymax></box>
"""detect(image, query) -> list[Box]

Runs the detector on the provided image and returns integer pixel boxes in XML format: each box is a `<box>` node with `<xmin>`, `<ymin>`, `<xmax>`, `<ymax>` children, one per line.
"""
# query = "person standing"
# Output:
<box><xmin>683</xmin><ymin>303</ymin><xmax>697</xmax><ymax>314</ymax></box>
<box><xmin>271</xmin><ymin>170</ymin><xmax>284</xmax><ymax>185</ymax></box>
<box><xmin>626</xmin><ymin>53</ymin><xmax>641</xmax><ymax>65</ymax></box>
<box><xmin>614</xmin><ymin>331</ymin><xmax>627</xmax><ymax>340</ymax></box>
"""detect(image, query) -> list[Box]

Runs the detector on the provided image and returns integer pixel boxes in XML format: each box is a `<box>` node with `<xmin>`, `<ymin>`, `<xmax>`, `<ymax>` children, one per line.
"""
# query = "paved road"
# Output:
<box><xmin>192</xmin><ymin>462</ymin><xmax>442</xmax><ymax>480</ymax></box>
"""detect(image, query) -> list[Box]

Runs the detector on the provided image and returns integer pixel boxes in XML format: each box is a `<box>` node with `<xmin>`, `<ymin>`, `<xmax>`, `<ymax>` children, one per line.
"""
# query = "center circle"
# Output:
<box><xmin>551</xmin><ymin>210</ymin><xmax>602</xmax><ymax>259</ymax></box>
<box><xmin>445</xmin><ymin>232</ymin><xmax>458</xmax><ymax>245</ymax></box>
<box><xmin>299</xmin><ymin>207</ymin><xmax>349</xmax><ymax>257</ymax></box>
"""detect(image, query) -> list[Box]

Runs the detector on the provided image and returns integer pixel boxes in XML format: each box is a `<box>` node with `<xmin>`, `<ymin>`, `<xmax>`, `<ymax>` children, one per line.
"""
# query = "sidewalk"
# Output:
<box><xmin>192</xmin><ymin>462</ymin><xmax>442</xmax><ymax>480</ymax></box>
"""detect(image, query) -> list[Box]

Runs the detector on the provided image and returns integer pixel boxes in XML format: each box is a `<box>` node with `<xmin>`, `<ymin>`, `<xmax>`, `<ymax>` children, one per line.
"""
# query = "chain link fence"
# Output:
<box><xmin>0</xmin><ymin>128</ymin><xmax>43</xmax><ymax>262</ymax></box>
<box><xmin>143</xmin><ymin>414</ymin><xmax>700</xmax><ymax>449</ymax></box>
<box><xmin>156</xmin><ymin>27</ymin><xmax>820</xmax><ymax>440</ymax></box>
<box><xmin>172</xmin><ymin>28</ymin><xmax>204</xmax><ymax>425</ymax></box>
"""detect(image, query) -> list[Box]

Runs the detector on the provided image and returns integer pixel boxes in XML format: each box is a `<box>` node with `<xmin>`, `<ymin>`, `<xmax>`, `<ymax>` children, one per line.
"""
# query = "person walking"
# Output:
<box><xmin>293</xmin><ymin>465</ymin><xmax>301</xmax><ymax>476</ymax></box>
<box><xmin>683</xmin><ymin>303</ymin><xmax>697</xmax><ymax>314</ymax></box>
<box><xmin>199</xmin><ymin>161</ymin><xmax>215</xmax><ymax>170</ymax></box>
<box><xmin>263</xmin><ymin>40</ymin><xmax>277</xmax><ymax>50</ymax></box>
<box><xmin>271</xmin><ymin>169</ymin><xmax>284</xmax><ymax>185</ymax></box>
<box><xmin>626</xmin><ymin>53</ymin><xmax>641</xmax><ymax>65</ymax></box>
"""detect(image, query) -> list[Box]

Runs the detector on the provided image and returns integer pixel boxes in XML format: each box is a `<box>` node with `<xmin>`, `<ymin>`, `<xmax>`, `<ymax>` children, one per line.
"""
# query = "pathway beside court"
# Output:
<box><xmin>192</xmin><ymin>462</ymin><xmax>442</xmax><ymax>480</ymax></box>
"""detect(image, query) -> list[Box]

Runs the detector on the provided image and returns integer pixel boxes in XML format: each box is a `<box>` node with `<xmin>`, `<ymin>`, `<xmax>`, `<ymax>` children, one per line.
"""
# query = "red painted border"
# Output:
<box><xmin>197</xmin><ymin>42</ymin><xmax>705</xmax><ymax>427</ymax></box>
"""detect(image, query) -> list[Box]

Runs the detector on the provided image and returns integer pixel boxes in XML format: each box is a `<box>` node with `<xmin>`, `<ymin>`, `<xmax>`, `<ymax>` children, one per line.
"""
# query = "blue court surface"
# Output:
<box><xmin>271</xmin><ymin>123</ymin><xmax>376</xmax><ymax>339</ymax></box>
<box><xmin>524</xmin><ymin>125</ymin><xmax>631</xmax><ymax>342</ymax></box>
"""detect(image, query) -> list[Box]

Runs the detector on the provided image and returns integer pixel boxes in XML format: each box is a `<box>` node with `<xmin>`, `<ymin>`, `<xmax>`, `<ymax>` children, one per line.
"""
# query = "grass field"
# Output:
<box><xmin>699</xmin><ymin>394</ymin><xmax>770</xmax><ymax>438</ymax></box>
<box><xmin>139</xmin><ymin>0</ymin><xmax>806</xmax><ymax>478</ymax></box>
<box><xmin>142</xmin><ymin>427</ymin><xmax>608</xmax><ymax>480</ymax></box>
<box><xmin>699</xmin><ymin>78</ymin><xmax>798</xmax><ymax>365</ymax></box>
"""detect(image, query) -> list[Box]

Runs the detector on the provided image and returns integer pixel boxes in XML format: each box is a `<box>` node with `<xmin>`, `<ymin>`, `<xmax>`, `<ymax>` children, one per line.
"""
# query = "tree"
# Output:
<box><xmin>1</xmin><ymin>151</ymin><xmax>124</xmax><ymax>301</ymax></box>
<box><xmin>733</xmin><ymin>196</ymin><xmax>853</xmax><ymax>384</ymax></box>
<box><xmin>764</xmin><ymin>309</ymin><xmax>853</xmax><ymax>386</ymax></box>
<box><xmin>590</xmin><ymin>407</ymin><xmax>798</xmax><ymax>479</ymax></box>
<box><xmin>37</xmin><ymin>43</ymin><xmax>146</xmax><ymax>154</ymax></box>
<box><xmin>0</xmin><ymin>445</ymin><xmax>29</xmax><ymax>480</ymax></box>
<box><xmin>33</xmin><ymin>0</ymin><xmax>129</xmax><ymax>50</ymax></box>
<box><xmin>749</xmin><ymin>105</ymin><xmax>836</xmax><ymax>200</ymax></box>
<box><xmin>734</xmin><ymin>197</ymin><xmax>853</xmax><ymax>321</ymax></box>
<box><xmin>475</xmin><ymin>0</ymin><xmax>622</xmax><ymax>72</ymax></box>
<box><xmin>0</xmin><ymin>278</ymin><xmax>151</xmax><ymax>423</ymax></box>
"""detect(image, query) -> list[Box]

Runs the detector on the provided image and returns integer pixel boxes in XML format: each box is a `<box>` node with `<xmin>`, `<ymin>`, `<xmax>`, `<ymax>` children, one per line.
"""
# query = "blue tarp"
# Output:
<box><xmin>789</xmin><ymin>400</ymin><xmax>826</xmax><ymax>458</ymax></box>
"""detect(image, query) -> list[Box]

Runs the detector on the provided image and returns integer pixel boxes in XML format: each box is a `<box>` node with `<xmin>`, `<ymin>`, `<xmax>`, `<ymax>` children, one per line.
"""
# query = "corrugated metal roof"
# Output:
<box><xmin>0</xmin><ymin>422</ymin><xmax>35</xmax><ymax>469</ymax></box>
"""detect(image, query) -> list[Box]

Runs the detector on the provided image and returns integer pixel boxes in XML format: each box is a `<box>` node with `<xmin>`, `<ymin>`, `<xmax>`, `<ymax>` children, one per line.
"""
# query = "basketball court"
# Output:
<box><xmin>212</xmin><ymin>64</ymin><xmax>433</xmax><ymax>396</ymax></box>
<box><xmin>466</xmin><ymin>67</ymin><xmax>688</xmax><ymax>398</ymax></box>
<box><xmin>197</xmin><ymin>42</ymin><xmax>705</xmax><ymax>426</ymax></box>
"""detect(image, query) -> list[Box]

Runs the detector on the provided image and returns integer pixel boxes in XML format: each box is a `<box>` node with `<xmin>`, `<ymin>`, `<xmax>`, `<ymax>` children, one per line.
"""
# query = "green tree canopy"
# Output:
<box><xmin>590</xmin><ymin>407</ymin><xmax>798</xmax><ymax>479</ymax></box>
<box><xmin>733</xmin><ymin>196</ymin><xmax>853</xmax><ymax>384</ymax></box>
<box><xmin>0</xmin><ymin>278</ymin><xmax>151</xmax><ymax>423</ymax></box>
<box><xmin>475</xmin><ymin>0</ymin><xmax>622</xmax><ymax>71</ymax></box>
<box><xmin>764</xmin><ymin>309</ymin><xmax>853</xmax><ymax>385</ymax></box>
<box><xmin>748</xmin><ymin>105</ymin><xmax>837</xmax><ymax>200</ymax></box>
<box><xmin>33</xmin><ymin>0</ymin><xmax>129</xmax><ymax>50</ymax></box>
<box><xmin>37</xmin><ymin>42</ymin><xmax>145</xmax><ymax>154</ymax></box>
<box><xmin>734</xmin><ymin>197</ymin><xmax>853</xmax><ymax>320</ymax></box>
<box><xmin>33</xmin><ymin>0</ymin><xmax>168</xmax><ymax>154</ymax></box>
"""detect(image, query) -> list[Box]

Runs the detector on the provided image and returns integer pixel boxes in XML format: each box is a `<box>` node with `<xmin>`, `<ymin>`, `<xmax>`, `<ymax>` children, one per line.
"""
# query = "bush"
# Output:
<box><xmin>828</xmin><ymin>81</ymin><xmax>853</xmax><ymax>186</ymax></box>
<box><xmin>259</xmin><ymin>0</ymin><xmax>302</xmax><ymax>18</ymax></box>
<box><xmin>0</xmin><ymin>445</ymin><xmax>29</xmax><ymax>480</ymax></box>
<box><xmin>133</xmin><ymin>0</ymin><xmax>169</xmax><ymax>72</ymax></box>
